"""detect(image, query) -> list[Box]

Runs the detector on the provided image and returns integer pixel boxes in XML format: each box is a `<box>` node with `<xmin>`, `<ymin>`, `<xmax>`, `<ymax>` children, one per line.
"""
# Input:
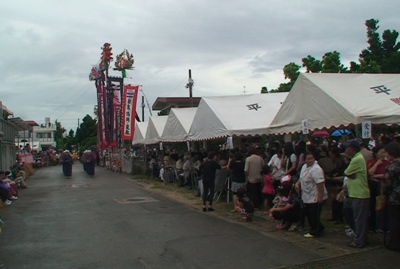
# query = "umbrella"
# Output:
<box><xmin>312</xmin><ymin>131</ymin><xmax>330</xmax><ymax>138</ymax></box>
<box><xmin>331</xmin><ymin>129</ymin><xmax>351</xmax><ymax>137</ymax></box>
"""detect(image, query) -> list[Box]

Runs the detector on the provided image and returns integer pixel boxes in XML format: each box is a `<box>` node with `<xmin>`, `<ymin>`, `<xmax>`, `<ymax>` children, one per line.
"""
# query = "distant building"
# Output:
<box><xmin>15</xmin><ymin>117</ymin><xmax>57</xmax><ymax>151</ymax></box>
<box><xmin>0</xmin><ymin>101</ymin><xmax>17</xmax><ymax>169</ymax></box>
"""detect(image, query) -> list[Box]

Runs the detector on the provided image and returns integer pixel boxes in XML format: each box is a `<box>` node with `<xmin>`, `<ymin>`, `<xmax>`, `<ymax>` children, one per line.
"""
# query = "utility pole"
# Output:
<box><xmin>78</xmin><ymin>118</ymin><xmax>80</xmax><ymax>127</ymax></box>
<box><xmin>141</xmin><ymin>96</ymin><xmax>145</xmax><ymax>122</ymax></box>
<box><xmin>243</xmin><ymin>86</ymin><xmax>246</xmax><ymax>95</ymax></box>
<box><xmin>185</xmin><ymin>69</ymin><xmax>194</xmax><ymax>107</ymax></box>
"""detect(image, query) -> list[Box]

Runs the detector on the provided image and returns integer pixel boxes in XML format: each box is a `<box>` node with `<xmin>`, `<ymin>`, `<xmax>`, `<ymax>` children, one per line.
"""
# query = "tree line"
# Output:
<box><xmin>54</xmin><ymin>114</ymin><xmax>97</xmax><ymax>152</ymax></box>
<box><xmin>261</xmin><ymin>19</ymin><xmax>400</xmax><ymax>93</ymax></box>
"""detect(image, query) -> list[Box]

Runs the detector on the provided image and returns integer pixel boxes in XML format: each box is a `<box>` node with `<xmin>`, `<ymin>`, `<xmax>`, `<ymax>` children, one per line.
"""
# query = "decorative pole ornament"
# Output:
<box><xmin>100</xmin><ymin>43</ymin><xmax>113</xmax><ymax>73</ymax></box>
<box><xmin>114</xmin><ymin>49</ymin><xmax>134</xmax><ymax>78</ymax></box>
<box><xmin>89</xmin><ymin>65</ymin><xmax>102</xmax><ymax>81</ymax></box>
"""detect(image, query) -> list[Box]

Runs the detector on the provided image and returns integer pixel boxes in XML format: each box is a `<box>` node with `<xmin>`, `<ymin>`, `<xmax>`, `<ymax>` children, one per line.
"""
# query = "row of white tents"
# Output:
<box><xmin>133</xmin><ymin>73</ymin><xmax>400</xmax><ymax>145</ymax></box>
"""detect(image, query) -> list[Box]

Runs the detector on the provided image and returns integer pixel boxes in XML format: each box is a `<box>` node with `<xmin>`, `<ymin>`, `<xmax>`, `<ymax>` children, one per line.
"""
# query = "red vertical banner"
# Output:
<box><xmin>121</xmin><ymin>85</ymin><xmax>139</xmax><ymax>140</ymax></box>
<box><xmin>102</xmin><ymin>83</ymin><xmax>109</xmax><ymax>146</ymax></box>
<box><xmin>98</xmin><ymin>89</ymin><xmax>106</xmax><ymax>147</ymax></box>
<box><xmin>96</xmin><ymin>81</ymin><xmax>104</xmax><ymax>147</ymax></box>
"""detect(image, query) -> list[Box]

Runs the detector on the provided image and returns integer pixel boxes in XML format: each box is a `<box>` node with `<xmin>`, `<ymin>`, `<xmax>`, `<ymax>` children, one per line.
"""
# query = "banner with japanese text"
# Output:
<box><xmin>96</xmin><ymin>82</ymin><xmax>107</xmax><ymax>148</ymax></box>
<box><xmin>121</xmin><ymin>85</ymin><xmax>139</xmax><ymax>140</ymax></box>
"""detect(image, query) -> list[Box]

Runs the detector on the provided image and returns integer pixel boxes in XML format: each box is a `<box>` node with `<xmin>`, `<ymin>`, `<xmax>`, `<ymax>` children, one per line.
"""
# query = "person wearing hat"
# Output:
<box><xmin>344</xmin><ymin>139</ymin><xmax>370</xmax><ymax>248</ymax></box>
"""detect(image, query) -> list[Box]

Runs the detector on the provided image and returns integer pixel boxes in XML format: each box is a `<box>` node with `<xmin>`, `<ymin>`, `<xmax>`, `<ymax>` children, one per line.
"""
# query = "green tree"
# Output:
<box><xmin>352</xmin><ymin>19</ymin><xmax>400</xmax><ymax>73</ymax></box>
<box><xmin>302</xmin><ymin>55</ymin><xmax>322</xmax><ymax>73</ymax></box>
<box><xmin>75</xmin><ymin>114</ymin><xmax>97</xmax><ymax>151</ymax></box>
<box><xmin>260</xmin><ymin>86</ymin><xmax>268</xmax><ymax>93</ymax></box>
<box><xmin>270</xmin><ymin>62</ymin><xmax>300</xmax><ymax>92</ymax></box>
<box><xmin>321</xmin><ymin>51</ymin><xmax>348</xmax><ymax>73</ymax></box>
<box><xmin>54</xmin><ymin>120</ymin><xmax>66</xmax><ymax>149</ymax></box>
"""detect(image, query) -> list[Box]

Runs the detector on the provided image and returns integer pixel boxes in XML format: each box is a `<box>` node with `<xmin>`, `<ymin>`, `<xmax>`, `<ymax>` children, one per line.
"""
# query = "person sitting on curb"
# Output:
<box><xmin>0</xmin><ymin>171</ymin><xmax>14</xmax><ymax>206</ymax></box>
<box><xmin>235</xmin><ymin>187</ymin><xmax>254</xmax><ymax>222</ymax></box>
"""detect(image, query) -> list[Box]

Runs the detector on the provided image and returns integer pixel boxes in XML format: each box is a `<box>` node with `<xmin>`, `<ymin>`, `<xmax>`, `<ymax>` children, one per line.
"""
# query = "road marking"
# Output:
<box><xmin>113</xmin><ymin>197</ymin><xmax>159</xmax><ymax>204</ymax></box>
<box><xmin>64</xmin><ymin>184</ymin><xmax>91</xmax><ymax>188</ymax></box>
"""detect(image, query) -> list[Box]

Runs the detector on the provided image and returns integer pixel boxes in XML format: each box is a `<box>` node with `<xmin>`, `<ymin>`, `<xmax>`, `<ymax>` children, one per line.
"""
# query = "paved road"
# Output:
<box><xmin>0</xmin><ymin>164</ymin><xmax>327</xmax><ymax>269</ymax></box>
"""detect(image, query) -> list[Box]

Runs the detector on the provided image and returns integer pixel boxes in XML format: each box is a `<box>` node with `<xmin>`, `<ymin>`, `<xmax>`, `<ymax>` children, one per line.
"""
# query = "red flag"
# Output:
<box><xmin>121</xmin><ymin>85</ymin><xmax>139</xmax><ymax>140</ymax></box>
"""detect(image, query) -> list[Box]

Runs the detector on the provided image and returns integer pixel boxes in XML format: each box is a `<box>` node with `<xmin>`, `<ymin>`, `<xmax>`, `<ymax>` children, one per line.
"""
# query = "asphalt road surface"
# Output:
<box><xmin>1</xmin><ymin>164</ymin><xmax>327</xmax><ymax>269</ymax></box>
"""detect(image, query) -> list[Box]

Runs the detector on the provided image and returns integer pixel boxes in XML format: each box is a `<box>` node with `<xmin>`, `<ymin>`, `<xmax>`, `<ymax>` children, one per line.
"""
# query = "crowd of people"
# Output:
<box><xmin>0</xmin><ymin>162</ymin><xmax>30</xmax><ymax>224</ymax></box>
<box><xmin>5</xmin><ymin>133</ymin><xmax>400</xmax><ymax>251</ymax></box>
<box><xmin>145</xmin><ymin>134</ymin><xmax>400</xmax><ymax>251</ymax></box>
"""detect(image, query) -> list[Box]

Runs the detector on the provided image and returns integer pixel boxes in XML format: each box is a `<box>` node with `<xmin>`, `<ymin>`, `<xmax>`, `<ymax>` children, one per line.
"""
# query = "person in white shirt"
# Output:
<box><xmin>268</xmin><ymin>147</ymin><xmax>283</xmax><ymax>190</ymax></box>
<box><xmin>295</xmin><ymin>151</ymin><xmax>327</xmax><ymax>238</ymax></box>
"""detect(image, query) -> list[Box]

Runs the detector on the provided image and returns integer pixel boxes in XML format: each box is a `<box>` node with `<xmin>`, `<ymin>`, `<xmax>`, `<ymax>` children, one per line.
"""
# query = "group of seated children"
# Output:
<box><xmin>235</xmin><ymin>166</ymin><xmax>302</xmax><ymax>231</ymax></box>
<box><xmin>0</xmin><ymin>165</ymin><xmax>28</xmax><ymax>206</ymax></box>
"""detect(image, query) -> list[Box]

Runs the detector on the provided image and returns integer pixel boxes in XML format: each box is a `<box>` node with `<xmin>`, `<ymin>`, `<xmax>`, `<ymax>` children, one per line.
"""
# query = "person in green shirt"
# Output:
<box><xmin>344</xmin><ymin>139</ymin><xmax>370</xmax><ymax>248</ymax></box>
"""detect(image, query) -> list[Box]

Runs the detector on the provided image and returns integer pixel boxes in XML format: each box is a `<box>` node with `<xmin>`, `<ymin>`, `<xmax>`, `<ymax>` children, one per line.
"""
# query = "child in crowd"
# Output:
<box><xmin>269</xmin><ymin>177</ymin><xmax>300</xmax><ymax>231</ymax></box>
<box><xmin>261</xmin><ymin>164</ymin><xmax>275</xmax><ymax>214</ymax></box>
<box><xmin>235</xmin><ymin>187</ymin><xmax>254</xmax><ymax>222</ymax></box>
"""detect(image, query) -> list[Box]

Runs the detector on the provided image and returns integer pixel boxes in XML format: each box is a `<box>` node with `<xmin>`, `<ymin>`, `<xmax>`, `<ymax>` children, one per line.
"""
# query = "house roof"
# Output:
<box><xmin>8</xmin><ymin>117</ymin><xmax>33</xmax><ymax>132</ymax></box>
<box><xmin>25</xmin><ymin>120</ymin><xmax>39</xmax><ymax>126</ymax></box>
<box><xmin>152</xmin><ymin>97</ymin><xmax>201</xmax><ymax>110</ymax></box>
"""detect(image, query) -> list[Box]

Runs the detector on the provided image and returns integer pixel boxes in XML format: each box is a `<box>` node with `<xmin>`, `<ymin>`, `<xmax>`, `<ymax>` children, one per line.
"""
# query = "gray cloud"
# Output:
<box><xmin>1</xmin><ymin>0</ymin><xmax>400</xmax><ymax>131</ymax></box>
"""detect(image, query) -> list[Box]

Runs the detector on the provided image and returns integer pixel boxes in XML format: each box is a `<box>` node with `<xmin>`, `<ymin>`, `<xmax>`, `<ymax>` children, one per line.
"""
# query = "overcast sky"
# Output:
<box><xmin>1</xmin><ymin>0</ymin><xmax>400</xmax><ymax>131</ymax></box>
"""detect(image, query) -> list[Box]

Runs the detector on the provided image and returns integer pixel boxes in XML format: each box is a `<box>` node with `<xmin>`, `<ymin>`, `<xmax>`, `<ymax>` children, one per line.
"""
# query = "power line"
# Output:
<box><xmin>29</xmin><ymin>80</ymin><xmax>89</xmax><ymax>115</ymax></box>
<box><xmin>53</xmin><ymin>86</ymin><xmax>94</xmax><ymax>120</ymax></box>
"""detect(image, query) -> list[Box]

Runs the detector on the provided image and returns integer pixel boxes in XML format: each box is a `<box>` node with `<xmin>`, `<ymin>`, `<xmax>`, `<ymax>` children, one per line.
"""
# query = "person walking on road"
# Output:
<box><xmin>81</xmin><ymin>150</ymin><xmax>96</xmax><ymax>177</ymax></box>
<box><xmin>60</xmin><ymin>150</ymin><xmax>73</xmax><ymax>179</ymax></box>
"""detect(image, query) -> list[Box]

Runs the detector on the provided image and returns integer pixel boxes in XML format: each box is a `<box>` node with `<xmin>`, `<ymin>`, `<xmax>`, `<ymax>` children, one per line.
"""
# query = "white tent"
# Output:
<box><xmin>269</xmin><ymin>73</ymin><xmax>400</xmax><ymax>134</ymax></box>
<box><xmin>132</xmin><ymin>121</ymin><xmax>148</xmax><ymax>145</ymax></box>
<box><xmin>144</xmin><ymin>115</ymin><xmax>168</xmax><ymax>144</ymax></box>
<box><xmin>161</xmin><ymin>107</ymin><xmax>197</xmax><ymax>142</ymax></box>
<box><xmin>188</xmin><ymin>93</ymin><xmax>288</xmax><ymax>140</ymax></box>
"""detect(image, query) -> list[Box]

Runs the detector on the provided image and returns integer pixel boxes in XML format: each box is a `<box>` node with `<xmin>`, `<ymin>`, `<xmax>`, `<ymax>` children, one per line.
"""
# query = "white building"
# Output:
<box><xmin>15</xmin><ymin>117</ymin><xmax>57</xmax><ymax>151</ymax></box>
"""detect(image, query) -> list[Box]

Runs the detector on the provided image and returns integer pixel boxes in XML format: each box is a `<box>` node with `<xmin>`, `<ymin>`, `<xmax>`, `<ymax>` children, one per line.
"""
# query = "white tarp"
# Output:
<box><xmin>15</xmin><ymin>142</ymin><xmax>41</xmax><ymax>151</ymax></box>
<box><xmin>132</xmin><ymin>121</ymin><xmax>148</xmax><ymax>145</ymax></box>
<box><xmin>269</xmin><ymin>73</ymin><xmax>400</xmax><ymax>134</ymax></box>
<box><xmin>161</xmin><ymin>107</ymin><xmax>197</xmax><ymax>142</ymax></box>
<box><xmin>144</xmin><ymin>115</ymin><xmax>168</xmax><ymax>144</ymax></box>
<box><xmin>188</xmin><ymin>93</ymin><xmax>288</xmax><ymax>140</ymax></box>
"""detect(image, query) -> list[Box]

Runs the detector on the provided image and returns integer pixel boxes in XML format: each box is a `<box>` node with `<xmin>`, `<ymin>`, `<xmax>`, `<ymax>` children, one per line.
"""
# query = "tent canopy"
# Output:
<box><xmin>132</xmin><ymin>121</ymin><xmax>148</xmax><ymax>145</ymax></box>
<box><xmin>161</xmin><ymin>107</ymin><xmax>197</xmax><ymax>142</ymax></box>
<box><xmin>144</xmin><ymin>116</ymin><xmax>168</xmax><ymax>144</ymax></box>
<box><xmin>188</xmin><ymin>93</ymin><xmax>288</xmax><ymax>140</ymax></box>
<box><xmin>270</xmin><ymin>73</ymin><xmax>400</xmax><ymax>134</ymax></box>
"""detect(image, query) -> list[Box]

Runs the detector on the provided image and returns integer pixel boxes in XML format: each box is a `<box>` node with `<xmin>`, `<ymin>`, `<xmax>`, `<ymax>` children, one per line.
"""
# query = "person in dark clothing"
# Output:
<box><xmin>202</xmin><ymin>151</ymin><xmax>221</xmax><ymax>212</ymax></box>
<box><xmin>81</xmin><ymin>150</ymin><xmax>96</xmax><ymax>177</ymax></box>
<box><xmin>60</xmin><ymin>150</ymin><xmax>73</xmax><ymax>178</ymax></box>
<box><xmin>228</xmin><ymin>152</ymin><xmax>246</xmax><ymax>212</ymax></box>
<box><xmin>235</xmin><ymin>187</ymin><xmax>254</xmax><ymax>221</ymax></box>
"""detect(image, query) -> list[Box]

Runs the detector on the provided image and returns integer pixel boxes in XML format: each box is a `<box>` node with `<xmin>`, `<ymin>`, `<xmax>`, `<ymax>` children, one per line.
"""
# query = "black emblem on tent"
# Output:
<box><xmin>370</xmin><ymin>85</ymin><xmax>391</xmax><ymax>95</ymax></box>
<box><xmin>247</xmin><ymin>103</ymin><xmax>261</xmax><ymax>111</ymax></box>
